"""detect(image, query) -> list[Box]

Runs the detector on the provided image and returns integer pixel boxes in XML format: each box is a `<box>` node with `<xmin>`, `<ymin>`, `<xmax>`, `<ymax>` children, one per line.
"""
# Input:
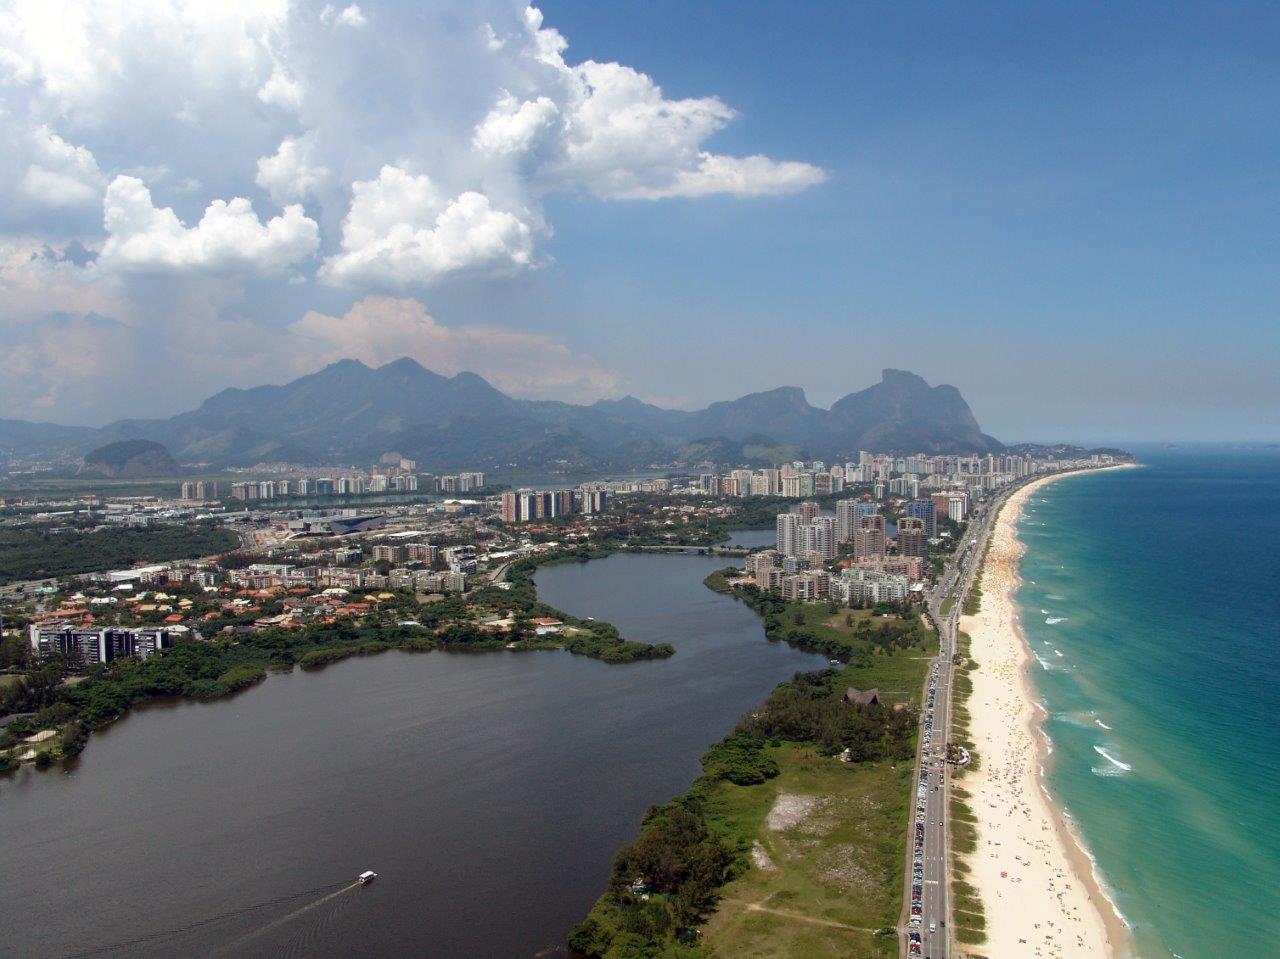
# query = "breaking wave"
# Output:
<box><xmin>1092</xmin><ymin>745</ymin><xmax>1132</xmax><ymax>776</ymax></box>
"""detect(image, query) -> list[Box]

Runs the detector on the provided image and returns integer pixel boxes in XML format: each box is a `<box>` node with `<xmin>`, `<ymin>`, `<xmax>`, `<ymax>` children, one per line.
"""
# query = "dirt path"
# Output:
<box><xmin>718</xmin><ymin>899</ymin><xmax>879</xmax><ymax>934</ymax></box>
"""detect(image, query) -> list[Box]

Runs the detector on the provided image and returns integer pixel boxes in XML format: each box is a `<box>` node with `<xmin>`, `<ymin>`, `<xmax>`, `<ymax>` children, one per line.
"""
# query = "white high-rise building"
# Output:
<box><xmin>835</xmin><ymin>499</ymin><xmax>858</xmax><ymax>542</ymax></box>
<box><xmin>797</xmin><ymin>517</ymin><xmax>836</xmax><ymax>560</ymax></box>
<box><xmin>776</xmin><ymin>513</ymin><xmax>798</xmax><ymax>556</ymax></box>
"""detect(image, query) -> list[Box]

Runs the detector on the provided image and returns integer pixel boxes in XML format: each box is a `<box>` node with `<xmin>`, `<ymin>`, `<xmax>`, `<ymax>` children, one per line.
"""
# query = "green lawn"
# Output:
<box><xmin>940</xmin><ymin>590</ymin><xmax>956</xmax><ymax>616</ymax></box>
<box><xmin>694</xmin><ymin>632</ymin><xmax>933</xmax><ymax>959</ymax></box>
<box><xmin>700</xmin><ymin>743</ymin><xmax>911</xmax><ymax>959</ymax></box>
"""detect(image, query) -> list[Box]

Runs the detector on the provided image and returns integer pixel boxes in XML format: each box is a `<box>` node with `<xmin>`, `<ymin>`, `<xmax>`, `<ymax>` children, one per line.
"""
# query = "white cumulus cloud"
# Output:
<box><xmin>320</xmin><ymin>165</ymin><xmax>535</xmax><ymax>288</ymax></box>
<box><xmin>21</xmin><ymin>125</ymin><xmax>106</xmax><ymax>208</ymax></box>
<box><xmin>257</xmin><ymin>66</ymin><xmax>303</xmax><ymax>110</ymax></box>
<box><xmin>255</xmin><ymin>133</ymin><xmax>328</xmax><ymax>203</ymax></box>
<box><xmin>0</xmin><ymin>1</ymin><xmax>824</xmax><ymax>421</ymax></box>
<box><xmin>100</xmin><ymin>175</ymin><xmax>319</xmax><ymax>275</ymax></box>
<box><xmin>473</xmin><ymin>93</ymin><xmax>560</xmax><ymax>157</ymax></box>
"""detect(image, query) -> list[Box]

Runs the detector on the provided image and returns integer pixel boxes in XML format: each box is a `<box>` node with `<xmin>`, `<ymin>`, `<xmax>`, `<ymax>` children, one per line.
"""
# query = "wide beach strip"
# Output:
<box><xmin>956</xmin><ymin>471</ymin><xmax>1133</xmax><ymax>959</ymax></box>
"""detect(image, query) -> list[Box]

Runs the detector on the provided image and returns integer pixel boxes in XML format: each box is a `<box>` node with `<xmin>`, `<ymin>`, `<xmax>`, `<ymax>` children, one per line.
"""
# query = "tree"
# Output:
<box><xmin>1</xmin><ymin>633</ymin><xmax>30</xmax><ymax>668</ymax></box>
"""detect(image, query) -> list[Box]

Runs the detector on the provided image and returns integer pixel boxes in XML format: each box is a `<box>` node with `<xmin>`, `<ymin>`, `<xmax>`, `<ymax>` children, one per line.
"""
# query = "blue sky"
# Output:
<box><xmin>517</xmin><ymin>2</ymin><xmax>1280</xmax><ymax>442</ymax></box>
<box><xmin>0</xmin><ymin>2</ymin><xmax>1275</xmax><ymax>443</ymax></box>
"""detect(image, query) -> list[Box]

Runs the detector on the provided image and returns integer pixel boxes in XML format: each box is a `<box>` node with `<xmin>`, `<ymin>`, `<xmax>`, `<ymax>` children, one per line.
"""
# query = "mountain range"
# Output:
<box><xmin>0</xmin><ymin>360</ymin><xmax>1003</xmax><ymax>471</ymax></box>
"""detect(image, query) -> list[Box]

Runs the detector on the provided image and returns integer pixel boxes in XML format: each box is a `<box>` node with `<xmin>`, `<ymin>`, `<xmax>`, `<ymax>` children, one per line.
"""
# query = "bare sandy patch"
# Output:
<box><xmin>766</xmin><ymin>793</ymin><xmax>826</xmax><ymax>831</ymax></box>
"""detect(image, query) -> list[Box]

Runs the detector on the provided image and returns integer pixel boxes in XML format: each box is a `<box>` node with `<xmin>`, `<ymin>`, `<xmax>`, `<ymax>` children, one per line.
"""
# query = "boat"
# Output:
<box><xmin>358</xmin><ymin>870</ymin><xmax>378</xmax><ymax>884</ymax></box>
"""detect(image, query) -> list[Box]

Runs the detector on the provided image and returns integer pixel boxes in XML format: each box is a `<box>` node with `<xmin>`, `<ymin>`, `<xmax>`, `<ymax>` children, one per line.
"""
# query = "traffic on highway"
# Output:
<box><xmin>900</xmin><ymin>478</ymin><xmax>1029</xmax><ymax>959</ymax></box>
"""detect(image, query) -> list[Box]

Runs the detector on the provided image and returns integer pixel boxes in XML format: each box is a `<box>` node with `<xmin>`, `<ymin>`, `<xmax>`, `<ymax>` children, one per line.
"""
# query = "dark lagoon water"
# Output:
<box><xmin>723</xmin><ymin>526</ymin><xmax>776</xmax><ymax>548</ymax></box>
<box><xmin>0</xmin><ymin>553</ymin><xmax>822</xmax><ymax>959</ymax></box>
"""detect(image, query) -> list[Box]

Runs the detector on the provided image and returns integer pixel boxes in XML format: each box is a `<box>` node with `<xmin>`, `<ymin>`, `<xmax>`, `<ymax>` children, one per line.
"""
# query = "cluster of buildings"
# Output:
<box><xmin>18</xmin><ymin>523</ymin><xmax>490</xmax><ymax>667</ymax></box>
<box><xmin>229</xmin><ymin>560</ymin><xmax>468</xmax><ymax>595</ymax></box>
<box><xmin>692</xmin><ymin>451</ymin><xmax>1068</xmax><ymax>501</ymax></box>
<box><xmin>499</xmin><ymin>486</ymin><xmax>611</xmax><ymax>523</ymax></box>
<box><xmin>210</xmin><ymin>469</ymin><xmax>486</xmax><ymax>502</ymax></box>
<box><xmin>229</xmin><ymin>541</ymin><xmax>476</xmax><ymax>594</ymax></box>
<box><xmin>179</xmin><ymin>481</ymin><xmax>219</xmax><ymax>500</ymax></box>
<box><xmin>739</xmin><ymin>492</ymin><xmax>957</xmax><ymax>608</ymax></box>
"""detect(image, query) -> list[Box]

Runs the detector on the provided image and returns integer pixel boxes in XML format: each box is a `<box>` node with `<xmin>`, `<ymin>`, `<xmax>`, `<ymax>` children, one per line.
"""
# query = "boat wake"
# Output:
<box><xmin>1045</xmin><ymin>616</ymin><xmax>1068</xmax><ymax>625</ymax></box>
<box><xmin>204</xmin><ymin>881</ymin><xmax>362</xmax><ymax>958</ymax></box>
<box><xmin>49</xmin><ymin>880</ymin><xmax>356</xmax><ymax>959</ymax></box>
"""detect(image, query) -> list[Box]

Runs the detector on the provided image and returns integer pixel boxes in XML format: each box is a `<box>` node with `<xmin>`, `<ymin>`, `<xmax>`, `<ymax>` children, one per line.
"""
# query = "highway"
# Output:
<box><xmin>899</xmin><ymin>479</ymin><xmax>1025</xmax><ymax>959</ymax></box>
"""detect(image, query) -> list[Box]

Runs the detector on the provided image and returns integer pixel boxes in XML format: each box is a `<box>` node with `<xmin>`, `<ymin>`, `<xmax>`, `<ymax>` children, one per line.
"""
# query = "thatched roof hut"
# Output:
<box><xmin>844</xmin><ymin>686</ymin><xmax>881</xmax><ymax>707</ymax></box>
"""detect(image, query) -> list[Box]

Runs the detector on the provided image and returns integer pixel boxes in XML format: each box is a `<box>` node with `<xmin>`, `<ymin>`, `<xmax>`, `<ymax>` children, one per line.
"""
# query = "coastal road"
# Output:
<box><xmin>899</xmin><ymin>480</ymin><xmax>1027</xmax><ymax>959</ymax></box>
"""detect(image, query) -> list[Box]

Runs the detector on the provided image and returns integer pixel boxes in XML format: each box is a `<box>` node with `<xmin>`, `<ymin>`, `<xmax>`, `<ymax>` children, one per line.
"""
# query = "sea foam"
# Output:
<box><xmin>1045</xmin><ymin>616</ymin><xmax>1068</xmax><ymax>625</ymax></box>
<box><xmin>1092</xmin><ymin>745</ymin><xmax>1132</xmax><ymax>775</ymax></box>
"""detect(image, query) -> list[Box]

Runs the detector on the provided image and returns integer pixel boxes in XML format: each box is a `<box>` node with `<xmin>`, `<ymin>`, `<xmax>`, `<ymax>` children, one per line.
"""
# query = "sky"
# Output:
<box><xmin>0</xmin><ymin>1</ymin><xmax>1275</xmax><ymax>444</ymax></box>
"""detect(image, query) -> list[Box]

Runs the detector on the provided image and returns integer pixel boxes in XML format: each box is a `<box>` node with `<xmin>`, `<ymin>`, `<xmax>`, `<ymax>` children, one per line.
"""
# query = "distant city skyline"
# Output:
<box><xmin>0</xmin><ymin>1</ymin><xmax>1275</xmax><ymax>444</ymax></box>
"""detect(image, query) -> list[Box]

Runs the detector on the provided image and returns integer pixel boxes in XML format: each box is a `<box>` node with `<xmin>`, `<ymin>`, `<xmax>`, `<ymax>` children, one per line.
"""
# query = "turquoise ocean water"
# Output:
<box><xmin>1014</xmin><ymin>447</ymin><xmax>1279</xmax><ymax>958</ymax></box>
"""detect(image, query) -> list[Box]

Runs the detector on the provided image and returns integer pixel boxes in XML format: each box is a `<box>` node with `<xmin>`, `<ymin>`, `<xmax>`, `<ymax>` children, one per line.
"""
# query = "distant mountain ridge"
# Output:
<box><xmin>0</xmin><ymin>360</ymin><xmax>1003</xmax><ymax>470</ymax></box>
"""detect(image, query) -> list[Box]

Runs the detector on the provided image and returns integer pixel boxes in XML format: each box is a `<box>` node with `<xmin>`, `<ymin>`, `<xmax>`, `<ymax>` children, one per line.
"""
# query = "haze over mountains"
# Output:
<box><xmin>0</xmin><ymin>360</ymin><xmax>1003</xmax><ymax>471</ymax></box>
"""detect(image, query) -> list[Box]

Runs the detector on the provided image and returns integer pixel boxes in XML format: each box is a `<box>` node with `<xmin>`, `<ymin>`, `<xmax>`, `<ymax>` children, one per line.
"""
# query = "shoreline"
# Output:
<box><xmin>957</xmin><ymin>466</ymin><xmax>1136</xmax><ymax>959</ymax></box>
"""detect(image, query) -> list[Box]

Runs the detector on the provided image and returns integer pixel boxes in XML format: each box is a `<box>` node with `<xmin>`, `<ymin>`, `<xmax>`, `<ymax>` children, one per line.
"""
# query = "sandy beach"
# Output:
<box><xmin>957</xmin><ymin>468</ymin><xmax>1135</xmax><ymax>959</ymax></box>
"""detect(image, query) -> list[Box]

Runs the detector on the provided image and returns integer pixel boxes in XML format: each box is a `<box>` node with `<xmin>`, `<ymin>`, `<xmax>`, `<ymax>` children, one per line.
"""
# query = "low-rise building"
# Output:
<box><xmin>781</xmin><ymin>570</ymin><xmax>830</xmax><ymax>601</ymax></box>
<box><xmin>830</xmin><ymin>567</ymin><xmax>909</xmax><ymax>606</ymax></box>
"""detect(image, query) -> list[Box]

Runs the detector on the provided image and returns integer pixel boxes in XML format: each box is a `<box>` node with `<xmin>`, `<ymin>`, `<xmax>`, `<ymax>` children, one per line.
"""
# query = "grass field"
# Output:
<box><xmin>700</xmin><ymin>743</ymin><xmax>911</xmax><ymax>959</ymax></box>
<box><xmin>789</xmin><ymin>604</ymin><xmax>937</xmax><ymax>707</ymax></box>
<box><xmin>940</xmin><ymin>590</ymin><xmax>956</xmax><ymax>617</ymax></box>
<box><xmin>693</xmin><ymin>612</ymin><xmax>935</xmax><ymax>959</ymax></box>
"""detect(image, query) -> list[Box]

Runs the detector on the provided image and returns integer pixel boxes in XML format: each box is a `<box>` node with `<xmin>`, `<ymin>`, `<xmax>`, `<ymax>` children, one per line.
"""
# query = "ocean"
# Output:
<box><xmin>1015</xmin><ymin>446</ymin><xmax>1280</xmax><ymax>958</ymax></box>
